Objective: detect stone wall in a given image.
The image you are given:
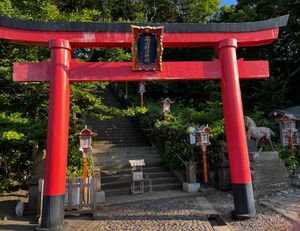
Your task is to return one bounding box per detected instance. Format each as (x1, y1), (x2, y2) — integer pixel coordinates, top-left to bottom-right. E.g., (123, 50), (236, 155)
(249, 151), (289, 199)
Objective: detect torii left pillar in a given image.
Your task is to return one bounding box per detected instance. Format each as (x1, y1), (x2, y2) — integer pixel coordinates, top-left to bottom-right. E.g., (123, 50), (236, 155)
(39, 39), (71, 230)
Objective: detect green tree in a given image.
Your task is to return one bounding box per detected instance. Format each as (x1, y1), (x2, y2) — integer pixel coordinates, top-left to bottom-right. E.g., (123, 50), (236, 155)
(214, 0), (300, 110)
(0, 0), (143, 191)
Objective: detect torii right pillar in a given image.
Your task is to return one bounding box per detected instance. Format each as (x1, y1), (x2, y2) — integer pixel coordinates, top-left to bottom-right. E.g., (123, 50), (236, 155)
(219, 38), (255, 219)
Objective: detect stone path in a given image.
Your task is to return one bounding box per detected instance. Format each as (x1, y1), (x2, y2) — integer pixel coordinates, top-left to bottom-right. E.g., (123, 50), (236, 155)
(102, 190), (214, 210)
(66, 195), (218, 231)
(2, 188), (298, 231)
(0, 190), (221, 231)
(260, 188), (300, 222)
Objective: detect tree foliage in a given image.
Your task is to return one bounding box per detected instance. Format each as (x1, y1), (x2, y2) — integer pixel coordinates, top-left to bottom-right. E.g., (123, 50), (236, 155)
(0, 0), (145, 191)
(214, 0), (300, 109)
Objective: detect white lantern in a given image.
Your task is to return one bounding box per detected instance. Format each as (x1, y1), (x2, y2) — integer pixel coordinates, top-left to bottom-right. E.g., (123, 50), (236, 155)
(161, 97), (174, 115)
(138, 82), (146, 95)
(195, 125), (211, 147)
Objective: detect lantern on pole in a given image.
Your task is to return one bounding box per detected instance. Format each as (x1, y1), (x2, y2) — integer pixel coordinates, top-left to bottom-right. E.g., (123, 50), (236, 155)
(75, 126), (97, 202)
(161, 97), (174, 120)
(280, 114), (298, 152)
(195, 125), (211, 186)
(138, 82), (146, 106)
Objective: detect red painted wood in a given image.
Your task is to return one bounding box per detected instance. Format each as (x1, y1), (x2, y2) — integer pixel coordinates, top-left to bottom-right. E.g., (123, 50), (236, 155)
(219, 39), (252, 184)
(43, 39), (71, 196)
(13, 59), (269, 82)
(0, 27), (279, 48)
(13, 61), (50, 82)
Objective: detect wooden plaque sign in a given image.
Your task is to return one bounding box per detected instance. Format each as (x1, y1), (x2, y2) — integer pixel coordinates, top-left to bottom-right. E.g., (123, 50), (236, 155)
(131, 25), (164, 71)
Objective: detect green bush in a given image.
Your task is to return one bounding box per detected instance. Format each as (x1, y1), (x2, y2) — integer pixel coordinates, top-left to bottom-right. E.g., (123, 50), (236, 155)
(138, 99), (297, 177)
(277, 145), (300, 172)
(138, 99), (225, 171)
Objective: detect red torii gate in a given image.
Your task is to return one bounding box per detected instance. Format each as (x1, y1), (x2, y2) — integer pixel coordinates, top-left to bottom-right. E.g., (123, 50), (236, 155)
(0, 15), (288, 230)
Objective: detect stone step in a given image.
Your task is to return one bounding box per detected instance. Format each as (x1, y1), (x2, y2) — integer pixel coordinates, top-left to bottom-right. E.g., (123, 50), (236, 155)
(91, 122), (140, 127)
(93, 129), (144, 135)
(94, 130), (144, 134)
(93, 142), (150, 148)
(93, 150), (155, 157)
(94, 157), (161, 165)
(89, 124), (138, 128)
(94, 152), (161, 159)
(101, 167), (171, 177)
(251, 171), (289, 178)
(95, 161), (162, 171)
(87, 123), (141, 132)
(94, 158), (162, 167)
(93, 140), (149, 145)
(251, 167), (288, 176)
(85, 88), (181, 197)
(93, 137), (148, 142)
(101, 172), (174, 183)
(94, 150), (160, 157)
(95, 158), (161, 165)
(88, 116), (135, 121)
(102, 177), (179, 190)
(93, 132), (144, 141)
(93, 152), (161, 161)
(93, 146), (157, 154)
(104, 183), (182, 197)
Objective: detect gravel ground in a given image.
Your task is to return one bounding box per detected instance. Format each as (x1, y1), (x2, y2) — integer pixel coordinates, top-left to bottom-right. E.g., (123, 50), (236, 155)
(1, 188), (299, 231)
(205, 189), (299, 231)
(65, 196), (213, 231)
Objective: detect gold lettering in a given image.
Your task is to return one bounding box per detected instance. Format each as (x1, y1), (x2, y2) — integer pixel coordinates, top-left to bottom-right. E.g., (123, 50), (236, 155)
(144, 35), (151, 63)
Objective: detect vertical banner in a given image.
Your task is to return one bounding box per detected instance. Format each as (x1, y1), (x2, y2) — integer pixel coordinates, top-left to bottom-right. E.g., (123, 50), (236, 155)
(131, 25), (164, 71)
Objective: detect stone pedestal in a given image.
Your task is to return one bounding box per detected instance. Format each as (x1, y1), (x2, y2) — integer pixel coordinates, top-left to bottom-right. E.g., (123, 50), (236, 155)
(290, 165), (300, 187)
(27, 185), (40, 215)
(185, 161), (197, 183)
(249, 151), (289, 199)
(290, 174), (300, 187)
(27, 150), (46, 215)
(217, 143), (231, 191)
(92, 168), (101, 191)
(217, 167), (231, 191)
(96, 191), (106, 203)
(182, 183), (200, 193)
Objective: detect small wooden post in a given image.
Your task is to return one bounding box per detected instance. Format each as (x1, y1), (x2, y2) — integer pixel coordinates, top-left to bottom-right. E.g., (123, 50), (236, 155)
(73, 111), (77, 131)
(83, 155), (88, 204)
(67, 178), (72, 210)
(38, 178), (44, 224)
(201, 145), (208, 185)
(288, 130), (295, 152)
(79, 178), (83, 209)
(125, 82), (128, 99)
(138, 82), (145, 107)
(140, 94), (144, 107)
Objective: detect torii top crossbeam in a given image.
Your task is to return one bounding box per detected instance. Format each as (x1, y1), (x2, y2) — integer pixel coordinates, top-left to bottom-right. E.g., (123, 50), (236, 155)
(0, 15), (288, 231)
(0, 15), (288, 47)
(0, 15), (289, 82)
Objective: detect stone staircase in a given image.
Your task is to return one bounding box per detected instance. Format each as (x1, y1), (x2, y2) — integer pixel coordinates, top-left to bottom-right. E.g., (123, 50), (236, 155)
(86, 88), (181, 197)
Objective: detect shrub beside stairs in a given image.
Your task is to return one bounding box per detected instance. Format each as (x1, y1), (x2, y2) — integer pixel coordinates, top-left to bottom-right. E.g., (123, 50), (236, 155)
(86, 89), (181, 197)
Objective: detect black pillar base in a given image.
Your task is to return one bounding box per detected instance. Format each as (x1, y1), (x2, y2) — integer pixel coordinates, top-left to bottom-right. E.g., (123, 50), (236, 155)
(37, 194), (64, 231)
(231, 183), (256, 220)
